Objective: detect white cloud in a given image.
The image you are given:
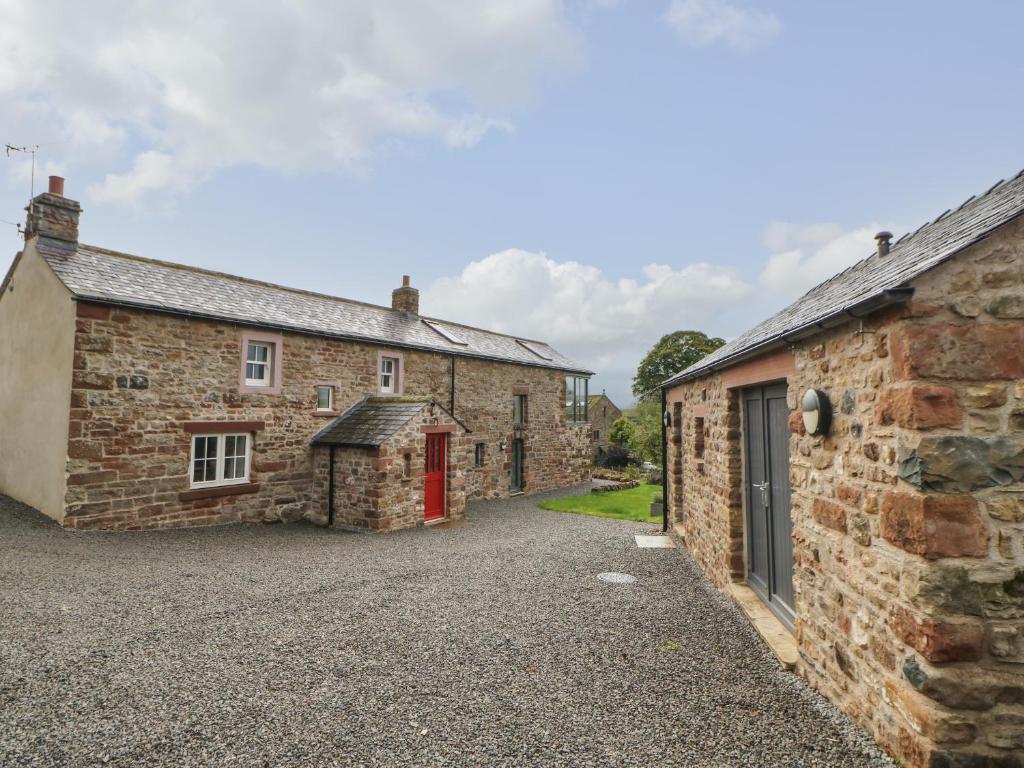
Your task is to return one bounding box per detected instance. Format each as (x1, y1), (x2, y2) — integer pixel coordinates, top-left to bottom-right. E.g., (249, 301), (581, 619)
(759, 221), (882, 299)
(664, 0), (781, 51)
(423, 248), (751, 404)
(424, 222), (889, 404)
(0, 1), (582, 203)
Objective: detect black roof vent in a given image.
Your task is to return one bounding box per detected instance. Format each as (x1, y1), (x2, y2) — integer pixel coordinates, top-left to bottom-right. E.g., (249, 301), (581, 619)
(875, 231), (893, 257)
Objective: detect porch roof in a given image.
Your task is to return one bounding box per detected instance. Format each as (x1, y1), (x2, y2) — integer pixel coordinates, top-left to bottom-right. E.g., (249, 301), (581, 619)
(311, 397), (465, 448)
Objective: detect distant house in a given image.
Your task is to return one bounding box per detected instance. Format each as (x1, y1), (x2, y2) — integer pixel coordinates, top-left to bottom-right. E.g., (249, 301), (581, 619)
(0, 178), (594, 531)
(661, 169), (1024, 767)
(587, 392), (622, 456)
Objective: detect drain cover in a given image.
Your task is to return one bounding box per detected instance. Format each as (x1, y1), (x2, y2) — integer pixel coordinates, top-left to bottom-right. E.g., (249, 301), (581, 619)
(597, 572), (636, 584)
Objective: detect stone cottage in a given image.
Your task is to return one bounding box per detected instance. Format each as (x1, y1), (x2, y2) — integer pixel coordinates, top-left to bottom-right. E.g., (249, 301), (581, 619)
(587, 391), (622, 457)
(0, 178), (594, 531)
(662, 170), (1024, 767)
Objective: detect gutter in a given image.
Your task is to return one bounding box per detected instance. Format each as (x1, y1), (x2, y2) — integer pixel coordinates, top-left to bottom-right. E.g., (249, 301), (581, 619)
(660, 287), (914, 389)
(68, 294), (595, 377)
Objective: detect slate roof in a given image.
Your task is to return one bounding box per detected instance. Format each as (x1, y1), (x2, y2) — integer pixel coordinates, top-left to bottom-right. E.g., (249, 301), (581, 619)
(36, 241), (590, 374)
(663, 168), (1024, 388)
(311, 397), (461, 448)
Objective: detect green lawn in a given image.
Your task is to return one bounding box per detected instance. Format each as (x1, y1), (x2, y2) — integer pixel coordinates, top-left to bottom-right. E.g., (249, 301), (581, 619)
(538, 483), (663, 523)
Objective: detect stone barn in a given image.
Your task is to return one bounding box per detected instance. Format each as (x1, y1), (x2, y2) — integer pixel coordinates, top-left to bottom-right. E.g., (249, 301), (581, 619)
(662, 170), (1024, 767)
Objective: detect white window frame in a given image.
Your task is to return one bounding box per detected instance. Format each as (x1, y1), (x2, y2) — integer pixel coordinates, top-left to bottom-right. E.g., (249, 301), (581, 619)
(189, 433), (252, 490)
(380, 356), (398, 394)
(316, 384), (334, 412)
(245, 342), (272, 387)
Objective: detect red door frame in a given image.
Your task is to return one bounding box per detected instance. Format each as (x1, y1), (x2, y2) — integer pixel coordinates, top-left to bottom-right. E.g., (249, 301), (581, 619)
(423, 432), (447, 522)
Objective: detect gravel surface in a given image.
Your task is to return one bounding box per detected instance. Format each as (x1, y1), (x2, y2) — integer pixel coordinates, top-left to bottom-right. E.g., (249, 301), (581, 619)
(0, 489), (894, 767)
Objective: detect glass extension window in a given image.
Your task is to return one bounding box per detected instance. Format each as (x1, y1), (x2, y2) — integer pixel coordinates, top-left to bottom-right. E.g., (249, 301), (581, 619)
(190, 433), (251, 488)
(565, 376), (590, 423)
(316, 385), (334, 412)
(245, 342), (272, 386)
(380, 356), (398, 394)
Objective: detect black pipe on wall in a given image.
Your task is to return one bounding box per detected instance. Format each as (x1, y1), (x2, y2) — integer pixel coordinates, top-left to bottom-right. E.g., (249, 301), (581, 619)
(328, 445), (336, 527)
(450, 354), (456, 416)
(661, 387), (669, 533)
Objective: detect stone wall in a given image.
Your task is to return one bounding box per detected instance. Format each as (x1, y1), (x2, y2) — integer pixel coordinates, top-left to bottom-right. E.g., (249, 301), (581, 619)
(62, 304), (591, 530)
(588, 394), (623, 455)
(665, 217), (1024, 767)
(312, 409), (469, 531)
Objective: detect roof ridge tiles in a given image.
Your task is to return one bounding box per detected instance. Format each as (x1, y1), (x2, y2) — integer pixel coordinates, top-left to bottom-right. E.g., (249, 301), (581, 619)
(40, 242), (590, 373)
(76, 244), (555, 348)
(77, 243), (420, 317)
(660, 166), (1024, 388)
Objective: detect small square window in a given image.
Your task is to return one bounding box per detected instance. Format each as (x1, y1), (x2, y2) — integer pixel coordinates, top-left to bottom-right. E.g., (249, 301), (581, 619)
(474, 442), (485, 467)
(380, 356), (399, 394)
(316, 385), (334, 412)
(246, 342), (272, 386)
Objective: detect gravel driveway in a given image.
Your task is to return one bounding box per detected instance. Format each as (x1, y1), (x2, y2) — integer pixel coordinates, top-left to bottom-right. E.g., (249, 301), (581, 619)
(0, 489), (892, 767)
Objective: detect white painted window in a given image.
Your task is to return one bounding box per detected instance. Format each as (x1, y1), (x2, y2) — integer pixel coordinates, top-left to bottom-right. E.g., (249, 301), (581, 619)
(245, 342), (272, 386)
(190, 433), (251, 489)
(380, 356), (398, 394)
(316, 385), (334, 411)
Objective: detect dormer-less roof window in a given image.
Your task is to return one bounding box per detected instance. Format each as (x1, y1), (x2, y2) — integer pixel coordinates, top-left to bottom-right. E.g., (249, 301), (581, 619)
(423, 319), (468, 346)
(516, 339), (552, 361)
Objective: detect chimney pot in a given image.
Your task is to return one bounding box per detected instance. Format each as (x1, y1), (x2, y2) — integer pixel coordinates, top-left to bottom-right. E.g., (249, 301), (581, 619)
(24, 178), (81, 244)
(402, 275), (410, 287)
(874, 230), (893, 257)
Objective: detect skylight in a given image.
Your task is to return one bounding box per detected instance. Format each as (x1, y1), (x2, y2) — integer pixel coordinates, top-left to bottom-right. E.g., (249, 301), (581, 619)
(516, 339), (552, 360)
(423, 319), (468, 345)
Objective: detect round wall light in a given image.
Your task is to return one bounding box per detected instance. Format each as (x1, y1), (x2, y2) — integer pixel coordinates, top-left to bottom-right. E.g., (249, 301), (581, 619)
(802, 388), (832, 436)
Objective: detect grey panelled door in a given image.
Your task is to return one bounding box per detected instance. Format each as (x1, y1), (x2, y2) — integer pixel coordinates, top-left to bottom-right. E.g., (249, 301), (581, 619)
(743, 383), (795, 630)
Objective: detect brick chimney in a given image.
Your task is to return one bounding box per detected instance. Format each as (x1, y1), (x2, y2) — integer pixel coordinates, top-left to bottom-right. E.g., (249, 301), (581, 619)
(392, 275), (419, 314)
(24, 176), (81, 245)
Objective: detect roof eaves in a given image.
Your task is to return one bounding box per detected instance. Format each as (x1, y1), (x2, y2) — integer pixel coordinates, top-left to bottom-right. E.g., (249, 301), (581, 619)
(310, 396), (370, 445)
(69, 292), (594, 376)
(660, 287), (914, 389)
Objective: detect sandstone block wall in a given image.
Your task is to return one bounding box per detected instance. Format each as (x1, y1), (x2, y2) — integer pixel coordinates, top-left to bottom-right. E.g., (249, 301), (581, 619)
(588, 394), (622, 455)
(665, 217), (1024, 767)
(62, 304), (590, 530)
(312, 410), (469, 531)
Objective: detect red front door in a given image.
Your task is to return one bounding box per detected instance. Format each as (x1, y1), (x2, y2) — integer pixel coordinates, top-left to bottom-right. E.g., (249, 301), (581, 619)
(424, 433), (446, 522)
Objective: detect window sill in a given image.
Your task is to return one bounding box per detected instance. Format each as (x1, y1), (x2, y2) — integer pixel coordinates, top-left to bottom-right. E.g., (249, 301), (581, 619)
(179, 482), (260, 502)
(313, 410), (340, 418)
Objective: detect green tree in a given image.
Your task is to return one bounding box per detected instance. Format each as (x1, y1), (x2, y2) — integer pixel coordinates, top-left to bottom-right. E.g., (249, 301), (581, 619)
(626, 401), (663, 466)
(632, 330), (726, 401)
(609, 416), (635, 447)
